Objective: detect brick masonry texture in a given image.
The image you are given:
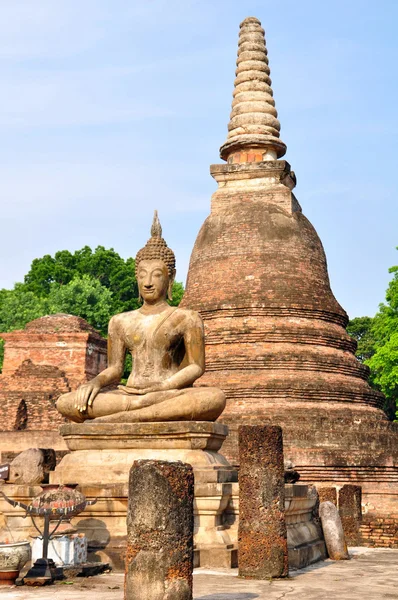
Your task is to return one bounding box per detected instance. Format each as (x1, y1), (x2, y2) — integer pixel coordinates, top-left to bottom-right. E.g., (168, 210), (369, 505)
(316, 484), (397, 548)
(181, 156), (398, 539)
(0, 314), (107, 434)
(360, 514), (398, 549)
(238, 425), (288, 578)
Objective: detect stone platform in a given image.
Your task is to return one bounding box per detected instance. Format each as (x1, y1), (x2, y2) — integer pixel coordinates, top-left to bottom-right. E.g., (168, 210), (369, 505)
(0, 423), (326, 571)
(51, 421), (230, 485)
(50, 421), (237, 569)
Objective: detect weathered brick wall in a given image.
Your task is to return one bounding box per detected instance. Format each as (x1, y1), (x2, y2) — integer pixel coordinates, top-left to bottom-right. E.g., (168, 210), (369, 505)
(1, 314), (107, 388)
(0, 313), (106, 437)
(360, 515), (398, 548)
(0, 391), (66, 431)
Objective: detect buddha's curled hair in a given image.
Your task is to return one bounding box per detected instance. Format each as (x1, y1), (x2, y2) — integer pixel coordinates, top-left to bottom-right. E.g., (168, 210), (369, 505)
(135, 210), (176, 278)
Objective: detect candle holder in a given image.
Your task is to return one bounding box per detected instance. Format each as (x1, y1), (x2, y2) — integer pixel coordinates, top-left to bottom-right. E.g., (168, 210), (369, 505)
(0, 484), (96, 585)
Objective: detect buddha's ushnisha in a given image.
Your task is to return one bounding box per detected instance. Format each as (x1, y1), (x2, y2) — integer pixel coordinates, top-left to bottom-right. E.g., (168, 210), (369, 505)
(56, 212), (226, 423)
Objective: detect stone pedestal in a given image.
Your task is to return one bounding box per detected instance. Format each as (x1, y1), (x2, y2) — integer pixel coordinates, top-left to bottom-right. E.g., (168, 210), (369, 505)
(285, 484), (327, 569)
(0, 481), (327, 571)
(52, 421), (230, 484)
(50, 421), (237, 569)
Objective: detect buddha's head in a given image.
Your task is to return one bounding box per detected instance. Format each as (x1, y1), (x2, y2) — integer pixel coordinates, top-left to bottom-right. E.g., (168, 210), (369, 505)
(135, 211), (176, 304)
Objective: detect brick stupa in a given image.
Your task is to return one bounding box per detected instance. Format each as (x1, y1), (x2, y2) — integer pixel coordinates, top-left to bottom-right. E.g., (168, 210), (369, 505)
(181, 17), (398, 537)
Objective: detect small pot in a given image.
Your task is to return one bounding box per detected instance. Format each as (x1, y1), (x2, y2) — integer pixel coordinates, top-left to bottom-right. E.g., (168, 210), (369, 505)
(0, 541), (31, 585)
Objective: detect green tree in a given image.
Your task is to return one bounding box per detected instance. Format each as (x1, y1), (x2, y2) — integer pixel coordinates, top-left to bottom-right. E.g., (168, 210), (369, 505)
(24, 246), (140, 314)
(346, 316), (375, 362)
(0, 284), (47, 332)
(366, 260), (398, 419)
(367, 332), (398, 420)
(0, 285), (48, 374)
(46, 275), (114, 336)
(169, 281), (185, 307)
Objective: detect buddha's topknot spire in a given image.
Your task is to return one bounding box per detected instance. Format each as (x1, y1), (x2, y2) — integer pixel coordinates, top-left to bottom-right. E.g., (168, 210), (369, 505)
(136, 210), (176, 278)
(220, 16), (287, 162)
(151, 209), (162, 238)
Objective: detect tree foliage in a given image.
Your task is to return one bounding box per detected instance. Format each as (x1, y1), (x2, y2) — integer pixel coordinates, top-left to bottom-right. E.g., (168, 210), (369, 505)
(348, 253), (398, 420)
(23, 246), (140, 314)
(366, 261), (398, 419)
(346, 316), (376, 363)
(46, 275), (114, 335)
(169, 281), (185, 307)
(0, 284), (47, 332)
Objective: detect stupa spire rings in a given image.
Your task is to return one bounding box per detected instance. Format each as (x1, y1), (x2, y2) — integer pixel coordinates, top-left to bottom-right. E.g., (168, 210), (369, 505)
(220, 16), (287, 163)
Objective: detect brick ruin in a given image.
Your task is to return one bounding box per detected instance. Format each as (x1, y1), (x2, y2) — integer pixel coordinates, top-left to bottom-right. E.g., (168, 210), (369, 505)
(0, 313), (106, 461)
(181, 17), (398, 546)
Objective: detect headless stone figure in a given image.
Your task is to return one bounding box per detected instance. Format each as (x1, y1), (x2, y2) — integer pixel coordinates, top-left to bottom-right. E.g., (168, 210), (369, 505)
(56, 212), (225, 424)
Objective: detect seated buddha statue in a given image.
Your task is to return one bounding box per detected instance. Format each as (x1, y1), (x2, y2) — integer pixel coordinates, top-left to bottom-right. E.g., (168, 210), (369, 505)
(56, 212), (226, 424)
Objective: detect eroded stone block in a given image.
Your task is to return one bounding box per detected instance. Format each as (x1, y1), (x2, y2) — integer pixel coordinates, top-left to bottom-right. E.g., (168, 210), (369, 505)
(238, 425), (288, 579)
(338, 485), (362, 546)
(125, 460), (194, 600)
(319, 501), (349, 560)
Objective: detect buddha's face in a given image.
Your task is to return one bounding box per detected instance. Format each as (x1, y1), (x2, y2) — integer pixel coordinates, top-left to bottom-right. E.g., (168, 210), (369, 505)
(137, 259), (171, 304)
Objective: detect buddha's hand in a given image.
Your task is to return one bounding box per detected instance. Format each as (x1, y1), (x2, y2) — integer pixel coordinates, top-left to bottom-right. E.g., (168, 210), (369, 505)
(75, 381), (101, 413)
(125, 382), (167, 395)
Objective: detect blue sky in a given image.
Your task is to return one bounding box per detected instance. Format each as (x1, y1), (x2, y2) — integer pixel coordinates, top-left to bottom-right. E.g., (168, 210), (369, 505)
(1, 0), (397, 319)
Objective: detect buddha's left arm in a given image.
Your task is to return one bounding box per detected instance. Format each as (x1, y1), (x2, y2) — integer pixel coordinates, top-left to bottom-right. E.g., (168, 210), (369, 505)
(160, 319), (205, 390)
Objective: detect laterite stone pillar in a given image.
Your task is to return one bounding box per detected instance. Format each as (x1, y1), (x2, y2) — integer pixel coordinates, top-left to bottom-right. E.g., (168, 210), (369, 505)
(125, 460), (194, 600)
(318, 487), (338, 506)
(338, 485), (362, 546)
(238, 425), (288, 578)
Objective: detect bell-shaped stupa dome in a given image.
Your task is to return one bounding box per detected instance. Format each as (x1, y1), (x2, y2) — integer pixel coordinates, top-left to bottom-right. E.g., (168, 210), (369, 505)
(182, 16), (398, 523)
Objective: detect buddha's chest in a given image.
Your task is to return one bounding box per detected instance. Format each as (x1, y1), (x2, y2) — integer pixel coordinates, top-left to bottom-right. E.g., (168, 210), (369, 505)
(123, 312), (182, 355)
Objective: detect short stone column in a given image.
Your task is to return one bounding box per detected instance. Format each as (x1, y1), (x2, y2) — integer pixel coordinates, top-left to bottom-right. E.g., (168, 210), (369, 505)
(319, 501), (349, 560)
(238, 425), (288, 578)
(338, 485), (362, 546)
(125, 460), (194, 600)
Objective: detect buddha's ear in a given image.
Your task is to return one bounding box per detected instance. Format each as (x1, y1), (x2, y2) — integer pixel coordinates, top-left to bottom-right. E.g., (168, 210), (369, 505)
(168, 269), (176, 302)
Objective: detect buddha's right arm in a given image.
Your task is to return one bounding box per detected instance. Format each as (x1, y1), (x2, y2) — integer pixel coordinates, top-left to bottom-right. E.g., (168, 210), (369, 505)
(75, 317), (126, 412)
(87, 316), (126, 389)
